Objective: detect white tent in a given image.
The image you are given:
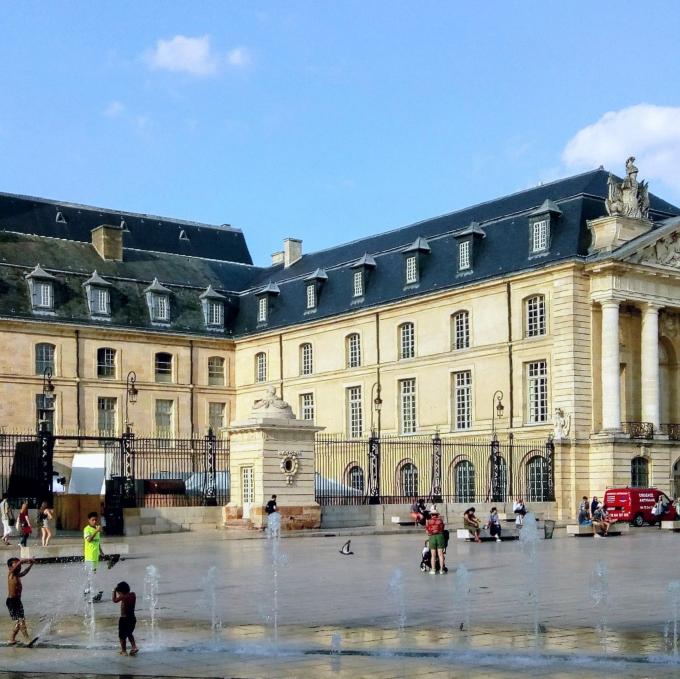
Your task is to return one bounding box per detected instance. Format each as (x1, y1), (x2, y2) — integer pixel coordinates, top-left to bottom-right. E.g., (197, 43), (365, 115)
(68, 453), (106, 495)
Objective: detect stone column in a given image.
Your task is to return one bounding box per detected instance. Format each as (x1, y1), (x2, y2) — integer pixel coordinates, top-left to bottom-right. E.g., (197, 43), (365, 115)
(641, 303), (661, 430)
(601, 299), (621, 431)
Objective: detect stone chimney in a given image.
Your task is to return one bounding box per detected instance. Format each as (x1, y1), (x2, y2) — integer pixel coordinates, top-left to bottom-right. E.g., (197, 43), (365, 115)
(284, 238), (302, 268)
(91, 224), (124, 261)
(271, 251), (284, 266)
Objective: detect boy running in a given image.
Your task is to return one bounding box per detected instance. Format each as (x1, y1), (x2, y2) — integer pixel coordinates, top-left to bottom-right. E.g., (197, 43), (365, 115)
(112, 581), (138, 656)
(83, 512), (106, 602)
(6, 557), (36, 646)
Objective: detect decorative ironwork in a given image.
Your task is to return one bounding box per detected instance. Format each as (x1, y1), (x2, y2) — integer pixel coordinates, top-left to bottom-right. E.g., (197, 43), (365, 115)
(661, 423), (680, 441)
(622, 421), (654, 440)
(204, 428), (217, 506)
(121, 430), (136, 507)
(490, 437), (502, 502)
(367, 435), (380, 504)
(545, 436), (555, 500)
(37, 430), (54, 504)
(430, 433), (442, 502)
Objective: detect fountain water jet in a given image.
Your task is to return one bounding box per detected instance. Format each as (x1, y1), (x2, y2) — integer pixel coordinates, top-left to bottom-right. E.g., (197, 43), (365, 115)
(267, 512), (284, 646)
(144, 564), (160, 646)
(389, 569), (407, 635)
(200, 566), (222, 647)
(453, 564), (471, 645)
(589, 559), (609, 653)
(666, 580), (680, 655)
(519, 512), (541, 639)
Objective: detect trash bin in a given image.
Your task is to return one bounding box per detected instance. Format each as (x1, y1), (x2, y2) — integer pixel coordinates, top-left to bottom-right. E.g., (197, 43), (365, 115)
(544, 519), (556, 539)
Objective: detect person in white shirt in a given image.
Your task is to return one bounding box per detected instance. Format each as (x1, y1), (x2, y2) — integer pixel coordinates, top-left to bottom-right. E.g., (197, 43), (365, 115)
(1, 493), (14, 545)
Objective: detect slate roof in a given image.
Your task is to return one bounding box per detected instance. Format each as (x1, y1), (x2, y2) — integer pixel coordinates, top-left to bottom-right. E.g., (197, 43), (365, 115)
(0, 168), (678, 338)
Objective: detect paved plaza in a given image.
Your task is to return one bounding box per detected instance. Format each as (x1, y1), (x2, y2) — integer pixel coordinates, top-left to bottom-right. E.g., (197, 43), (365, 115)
(2, 526), (680, 678)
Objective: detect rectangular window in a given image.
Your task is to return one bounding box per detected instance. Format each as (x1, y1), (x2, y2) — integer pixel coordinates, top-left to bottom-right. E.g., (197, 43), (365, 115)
(35, 344), (55, 374)
(306, 284), (316, 309)
(454, 371), (472, 430)
(155, 399), (174, 437)
(347, 386), (363, 438)
(255, 353), (267, 383)
(532, 219), (549, 252)
(458, 241), (470, 271)
(400, 378), (417, 434)
(525, 296), (546, 337)
(527, 360), (548, 423)
(153, 294), (169, 321)
(454, 312), (470, 350)
(400, 324), (414, 359)
(347, 334), (361, 368)
(35, 393), (54, 432)
(208, 357), (225, 386)
(208, 402), (225, 431)
(36, 282), (53, 309)
(352, 271), (363, 298)
(97, 397), (117, 437)
(155, 353), (173, 383)
(93, 288), (110, 315)
(97, 348), (116, 378)
(207, 301), (223, 326)
(257, 297), (268, 322)
(300, 393), (315, 421)
(405, 255), (417, 284)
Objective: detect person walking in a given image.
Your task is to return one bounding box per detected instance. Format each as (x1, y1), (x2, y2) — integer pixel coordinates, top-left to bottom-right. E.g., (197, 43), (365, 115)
(83, 511), (106, 602)
(425, 506), (446, 574)
(513, 497), (527, 527)
(1, 494), (14, 546)
(112, 581), (138, 656)
(37, 502), (53, 548)
(18, 503), (31, 548)
(486, 507), (502, 542)
(6, 557), (36, 646)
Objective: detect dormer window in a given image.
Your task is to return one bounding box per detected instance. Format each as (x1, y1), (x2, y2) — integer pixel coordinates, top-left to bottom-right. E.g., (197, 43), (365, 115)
(352, 271), (363, 298)
(306, 284), (316, 309)
(350, 253), (376, 300)
(83, 271), (112, 318)
(25, 264), (57, 314)
(200, 285), (226, 330)
(453, 222), (485, 274)
(402, 237), (430, 286)
(528, 199), (562, 255)
(144, 278), (171, 324)
(458, 241), (470, 271)
(256, 282), (280, 325)
(304, 268), (327, 311)
(405, 255), (417, 284)
(258, 297), (268, 322)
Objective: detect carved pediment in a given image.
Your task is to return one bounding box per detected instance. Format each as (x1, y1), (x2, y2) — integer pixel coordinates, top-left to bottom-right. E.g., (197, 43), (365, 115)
(625, 230), (680, 270)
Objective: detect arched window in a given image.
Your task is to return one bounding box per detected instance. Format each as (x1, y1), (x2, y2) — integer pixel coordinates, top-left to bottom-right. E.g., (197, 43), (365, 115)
(35, 343), (55, 375)
(400, 463), (418, 498)
(207, 356), (225, 386)
(348, 465), (364, 493)
(300, 343), (313, 375)
(154, 352), (173, 383)
(451, 311), (470, 350)
(631, 456), (649, 488)
(454, 460), (475, 502)
(399, 322), (415, 360)
(526, 455), (549, 501)
(346, 333), (361, 368)
(97, 347), (116, 378)
(525, 295), (546, 338)
(255, 352), (267, 383)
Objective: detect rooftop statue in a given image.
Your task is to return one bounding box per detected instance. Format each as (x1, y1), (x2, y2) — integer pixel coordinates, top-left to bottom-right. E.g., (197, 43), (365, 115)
(605, 156), (650, 220)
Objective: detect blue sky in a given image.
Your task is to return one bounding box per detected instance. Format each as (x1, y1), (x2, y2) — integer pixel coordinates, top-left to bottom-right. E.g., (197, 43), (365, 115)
(2, 2), (680, 266)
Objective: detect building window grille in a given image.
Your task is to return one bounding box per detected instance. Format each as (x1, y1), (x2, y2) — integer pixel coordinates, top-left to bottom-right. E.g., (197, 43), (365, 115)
(352, 271), (363, 298)
(207, 301), (223, 326)
(532, 219), (549, 252)
(348, 465), (364, 492)
(631, 456), (649, 488)
(452, 311), (470, 350)
(525, 295), (546, 337)
(399, 323), (415, 360)
(208, 402), (225, 431)
(405, 255), (417, 284)
(526, 456), (549, 501)
(257, 297), (268, 323)
(454, 370), (472, 430)
(300, 343), (313, 375)
(527, 360), (548, 423)
(255, 352), (267, 383)
(155, 352), (173, 383)
(300, 393), (315, 421)
(400, 462), (418, 498)
(97, 397), (117, 437)
(306, 284), (316, 309)
(347, 386), (363, 438)
(399, 378), (417, 434)
(97, 347), (116, 379)
(346, 333), (361, 368)
(155, 399), (174, 437)
(458, 241), (471, 271)
(35, 394), (54, 432)
(35, 343), (55, 375)
(208, 356), (225, 386)
(454, 460), (475, 502)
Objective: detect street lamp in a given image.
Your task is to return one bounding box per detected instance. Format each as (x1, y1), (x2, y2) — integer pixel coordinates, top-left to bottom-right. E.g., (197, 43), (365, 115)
(491, 389), (505, 439)
(370, 382), (383, 438)
(124, 371), (138, 433)
(39, 368), (55, 432)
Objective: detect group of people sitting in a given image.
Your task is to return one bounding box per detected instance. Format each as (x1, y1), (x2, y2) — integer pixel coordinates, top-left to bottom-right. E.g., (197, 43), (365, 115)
(577, 496), (616, 537)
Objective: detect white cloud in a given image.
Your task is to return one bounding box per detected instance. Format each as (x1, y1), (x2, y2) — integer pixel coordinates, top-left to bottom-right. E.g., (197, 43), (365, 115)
(562, 104), (680, 193)
(104, 101), (125, 118)
(145, 34), (218, 76)
(144, 35), (251, 76)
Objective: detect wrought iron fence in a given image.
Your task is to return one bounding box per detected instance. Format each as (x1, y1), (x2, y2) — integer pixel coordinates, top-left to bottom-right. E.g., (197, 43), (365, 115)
(0, 431), (49, 507)
(314, 432), (554, 505)
(622, 421), (654, 440)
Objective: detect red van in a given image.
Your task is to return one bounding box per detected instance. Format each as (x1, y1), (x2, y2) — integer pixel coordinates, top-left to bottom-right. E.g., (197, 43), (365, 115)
(604, 487), (676, 526)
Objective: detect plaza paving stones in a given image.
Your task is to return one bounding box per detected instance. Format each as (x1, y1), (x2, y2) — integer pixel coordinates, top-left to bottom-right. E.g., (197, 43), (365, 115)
(1, 527), (680, 677)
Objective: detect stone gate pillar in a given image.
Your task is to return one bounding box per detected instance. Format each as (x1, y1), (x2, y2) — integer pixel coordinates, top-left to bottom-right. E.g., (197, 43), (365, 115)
(224, 386), (324, 530)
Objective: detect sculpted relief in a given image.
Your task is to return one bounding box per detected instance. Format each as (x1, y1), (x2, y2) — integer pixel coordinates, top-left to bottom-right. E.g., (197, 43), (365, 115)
(628, 231), (680, 269)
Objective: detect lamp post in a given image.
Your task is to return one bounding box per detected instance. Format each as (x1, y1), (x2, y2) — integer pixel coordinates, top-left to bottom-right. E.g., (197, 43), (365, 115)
(124, 371), (138, 434)
(370, 382), (383, 438)
(491, 389), (505, 440)
(39, 368), (55, 433)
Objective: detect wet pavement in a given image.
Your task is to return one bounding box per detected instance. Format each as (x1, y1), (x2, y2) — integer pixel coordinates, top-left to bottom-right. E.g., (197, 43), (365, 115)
(1, 526), (679, 677)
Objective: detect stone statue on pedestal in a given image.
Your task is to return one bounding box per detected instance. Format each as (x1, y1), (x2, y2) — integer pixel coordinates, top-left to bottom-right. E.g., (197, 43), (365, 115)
(553, 408), (571, 441)
(252, 385), (295, 419)
(606, 157), (650, 220)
